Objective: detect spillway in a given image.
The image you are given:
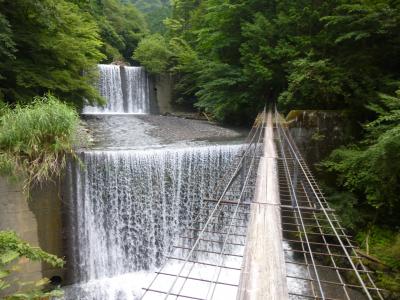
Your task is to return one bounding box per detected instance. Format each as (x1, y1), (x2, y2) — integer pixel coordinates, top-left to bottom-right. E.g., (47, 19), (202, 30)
(64, 145), (242, 299)
(82, 64), (150, 114)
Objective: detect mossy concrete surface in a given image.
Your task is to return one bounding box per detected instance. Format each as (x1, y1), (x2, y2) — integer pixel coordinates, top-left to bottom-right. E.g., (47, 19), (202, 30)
(286, 110), (354, 167)
(154, 74), (173, 114)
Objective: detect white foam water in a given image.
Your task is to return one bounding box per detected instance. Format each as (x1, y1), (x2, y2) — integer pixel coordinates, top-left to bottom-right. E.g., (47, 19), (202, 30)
(64, 144), (242, 299)
(124, 66), (150, 114)
(82, 65), (150, 114)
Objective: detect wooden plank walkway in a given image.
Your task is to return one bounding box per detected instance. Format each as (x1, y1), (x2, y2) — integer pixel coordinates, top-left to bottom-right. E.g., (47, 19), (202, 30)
(237, 112), (289, 300)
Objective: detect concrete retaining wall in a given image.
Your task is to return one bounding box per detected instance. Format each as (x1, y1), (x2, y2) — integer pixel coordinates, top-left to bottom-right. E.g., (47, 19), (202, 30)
(0, 178), (65, 296)
(286, 110), (353, 167)
(154, 74), (174, 114)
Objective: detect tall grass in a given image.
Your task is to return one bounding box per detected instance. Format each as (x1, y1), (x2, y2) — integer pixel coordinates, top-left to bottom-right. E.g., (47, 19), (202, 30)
(0, 94), (80, 192)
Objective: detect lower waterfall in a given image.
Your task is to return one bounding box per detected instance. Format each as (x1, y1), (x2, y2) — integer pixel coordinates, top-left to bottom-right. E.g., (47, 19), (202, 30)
(64, 144), (242, 300)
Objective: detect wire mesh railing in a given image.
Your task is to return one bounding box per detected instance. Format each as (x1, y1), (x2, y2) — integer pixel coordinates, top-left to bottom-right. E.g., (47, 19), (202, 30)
(274, 108), (384, 300)
(140, 108), (383, 300)
(140, 111), (266, 300)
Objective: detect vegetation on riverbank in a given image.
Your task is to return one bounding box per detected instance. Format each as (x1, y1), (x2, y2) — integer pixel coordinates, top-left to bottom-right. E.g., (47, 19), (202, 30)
(0, 231), (64, 299)
(0, 95), (82, 192)
(323, 90), (400, 227)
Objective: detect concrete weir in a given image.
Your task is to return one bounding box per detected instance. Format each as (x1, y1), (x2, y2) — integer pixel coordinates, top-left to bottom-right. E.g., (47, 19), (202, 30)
(238, 112), (289, 300)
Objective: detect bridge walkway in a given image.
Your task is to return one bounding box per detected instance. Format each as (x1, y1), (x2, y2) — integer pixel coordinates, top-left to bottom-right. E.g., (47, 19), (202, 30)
(141, 109), (384, 300)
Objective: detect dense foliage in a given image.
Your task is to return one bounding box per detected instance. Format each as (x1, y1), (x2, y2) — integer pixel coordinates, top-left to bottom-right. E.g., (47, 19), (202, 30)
(130, 0), (171, 33)
(0, 0), (104, 106)
(133, 34), (172, 74)
(0, 231), (64, 299)
(323, 88), (400, 226)
(134, 0), (400, 124)
(73, 0), (148, 62)
(0, 95), (82, 192)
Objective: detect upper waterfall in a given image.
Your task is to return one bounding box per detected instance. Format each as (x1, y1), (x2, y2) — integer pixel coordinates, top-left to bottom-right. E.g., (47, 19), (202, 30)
(83, 64), (150, 114)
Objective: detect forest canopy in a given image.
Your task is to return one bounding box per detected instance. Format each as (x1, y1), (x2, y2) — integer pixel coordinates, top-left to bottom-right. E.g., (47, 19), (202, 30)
(134, 0), (400, 125)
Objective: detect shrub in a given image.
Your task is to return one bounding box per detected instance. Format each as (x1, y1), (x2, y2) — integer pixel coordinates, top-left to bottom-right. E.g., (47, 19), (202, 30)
(0, 94), (81, 192)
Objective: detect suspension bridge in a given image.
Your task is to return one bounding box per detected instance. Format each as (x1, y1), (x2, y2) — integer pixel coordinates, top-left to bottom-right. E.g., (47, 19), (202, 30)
(140, 109), (384, 300)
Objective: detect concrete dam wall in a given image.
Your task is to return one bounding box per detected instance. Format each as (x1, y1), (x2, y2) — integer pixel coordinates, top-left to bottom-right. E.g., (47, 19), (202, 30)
(0, 178), (65, 295)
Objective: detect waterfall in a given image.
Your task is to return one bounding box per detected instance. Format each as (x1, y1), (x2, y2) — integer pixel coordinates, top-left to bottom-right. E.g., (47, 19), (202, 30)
(82, 65), (150, 114)
(64, 144), (241, 300)
(123, 66), (150, 114)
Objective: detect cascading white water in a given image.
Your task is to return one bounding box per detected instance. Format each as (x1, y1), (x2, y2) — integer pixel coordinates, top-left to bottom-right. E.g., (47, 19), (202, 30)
(124, 66), (150, 114)
(64, 144), (241, 300)
(82, 64), (150, 114)
(83, 65), (124, 114)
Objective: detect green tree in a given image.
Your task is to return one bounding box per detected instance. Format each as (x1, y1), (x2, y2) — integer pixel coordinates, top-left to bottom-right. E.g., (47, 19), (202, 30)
(279, 58), (350, 109)
(163, 0), (345, 123)
(162, 0), (400, 124)
(0, 8), (15, 75)
(133, 34), (172, 74)
(73, 0), (148, 62)
(0, 0), (105, 106)
(130, 0), (171, 33)
(322, 87), (400, 226)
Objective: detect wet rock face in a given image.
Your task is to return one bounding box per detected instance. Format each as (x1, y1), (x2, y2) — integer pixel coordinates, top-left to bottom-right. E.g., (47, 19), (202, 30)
(286, 110), (353, 167)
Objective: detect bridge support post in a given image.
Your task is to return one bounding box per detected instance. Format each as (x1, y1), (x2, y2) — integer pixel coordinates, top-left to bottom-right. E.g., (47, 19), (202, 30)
(237, 111), (289, 300)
